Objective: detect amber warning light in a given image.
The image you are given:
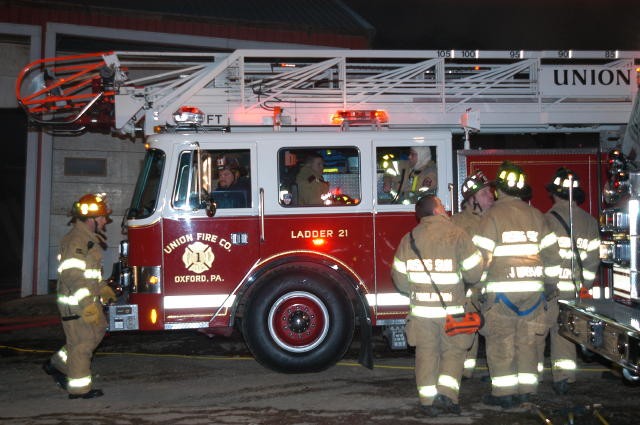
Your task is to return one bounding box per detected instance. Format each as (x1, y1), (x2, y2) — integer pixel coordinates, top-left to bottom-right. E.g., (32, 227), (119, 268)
(312, 238), (326, 247)
(330, 110), (389, 126)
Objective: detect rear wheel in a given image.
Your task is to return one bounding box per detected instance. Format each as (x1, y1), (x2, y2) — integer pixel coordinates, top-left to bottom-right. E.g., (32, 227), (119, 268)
(242, 272), (354, 373)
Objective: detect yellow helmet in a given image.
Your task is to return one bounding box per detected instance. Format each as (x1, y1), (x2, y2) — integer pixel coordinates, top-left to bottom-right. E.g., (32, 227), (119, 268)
(495, 161), (531, 199)
(71, 193), (112, 218)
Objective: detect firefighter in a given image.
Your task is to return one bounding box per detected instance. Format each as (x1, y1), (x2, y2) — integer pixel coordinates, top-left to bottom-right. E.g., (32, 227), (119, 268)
(472, 161), (561, 409)
(383, 146), (437, 204)
(43, 193), (116, 399)
(214, 155), (251, 207)
(392, 195), (483, 416)
(296, 152), (330, 205)
(451, 170), (495, 379)
(540, 168), (600, 395)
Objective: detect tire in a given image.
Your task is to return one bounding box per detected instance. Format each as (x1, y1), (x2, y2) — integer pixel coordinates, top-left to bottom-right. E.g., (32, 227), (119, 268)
(242, 272), (355, 373)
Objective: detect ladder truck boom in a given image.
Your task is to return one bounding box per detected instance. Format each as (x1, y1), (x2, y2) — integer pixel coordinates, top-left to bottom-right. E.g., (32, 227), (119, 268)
(16, 49), (640, 137)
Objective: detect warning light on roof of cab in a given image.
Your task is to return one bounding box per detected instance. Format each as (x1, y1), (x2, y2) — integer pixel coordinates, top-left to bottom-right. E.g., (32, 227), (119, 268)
(330, 109), (389, 126)
(174, 106), (205, 125)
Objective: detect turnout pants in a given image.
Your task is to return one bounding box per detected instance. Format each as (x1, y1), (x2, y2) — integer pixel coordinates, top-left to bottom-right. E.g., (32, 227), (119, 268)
(406, 316), (473, 405)
(51, 310), (107, 395)
(483, 303), (547, 397)
(537, 298), (576, 383)
(463, 290), (481, 379)
(463, 334), (479, 379)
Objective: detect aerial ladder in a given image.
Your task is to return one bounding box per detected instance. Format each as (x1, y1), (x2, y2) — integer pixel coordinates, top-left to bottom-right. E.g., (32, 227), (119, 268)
(15, 49), (640, 138)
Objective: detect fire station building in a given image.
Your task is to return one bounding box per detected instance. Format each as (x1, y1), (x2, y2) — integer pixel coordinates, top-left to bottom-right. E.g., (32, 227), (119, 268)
(0, 0), (374, 296)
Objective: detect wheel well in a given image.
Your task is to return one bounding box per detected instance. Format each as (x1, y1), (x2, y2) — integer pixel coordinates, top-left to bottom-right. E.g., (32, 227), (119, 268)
(232, 259), (368, 329)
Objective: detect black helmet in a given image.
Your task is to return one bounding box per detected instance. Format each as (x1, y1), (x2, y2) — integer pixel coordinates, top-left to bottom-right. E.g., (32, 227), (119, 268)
(495, 161), (531, 199)
(546, 167), (585, 204)
(461, 170), (490, 201)
(216, 155), (240, 171)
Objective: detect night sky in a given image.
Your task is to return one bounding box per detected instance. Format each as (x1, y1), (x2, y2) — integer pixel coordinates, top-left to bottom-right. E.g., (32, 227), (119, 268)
(343, 0), (640, 50)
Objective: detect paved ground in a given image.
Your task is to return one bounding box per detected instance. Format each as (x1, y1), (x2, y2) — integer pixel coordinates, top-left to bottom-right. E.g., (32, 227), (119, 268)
(2, 295), (640, 424)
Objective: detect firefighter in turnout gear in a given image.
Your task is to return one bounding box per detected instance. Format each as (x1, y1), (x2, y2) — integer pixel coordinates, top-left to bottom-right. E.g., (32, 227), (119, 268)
(296, 152), (330, 205)
(383, 146), (438, 204)
(392, 195), (484, 416)
(472, 162), (561, 409)
(43, 193), (115, 399)
(540, 168), (600, 395)
(452, 170), (495, 379)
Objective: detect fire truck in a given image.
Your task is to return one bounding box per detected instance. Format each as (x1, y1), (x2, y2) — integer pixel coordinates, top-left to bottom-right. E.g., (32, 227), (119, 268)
(557, 90), (640, 383)
(15, 49), (639, 372)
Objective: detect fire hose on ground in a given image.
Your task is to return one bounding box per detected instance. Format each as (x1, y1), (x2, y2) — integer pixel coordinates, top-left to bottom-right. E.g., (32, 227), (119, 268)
(524, 402), (610, 425)
(0, 316), (60, 332)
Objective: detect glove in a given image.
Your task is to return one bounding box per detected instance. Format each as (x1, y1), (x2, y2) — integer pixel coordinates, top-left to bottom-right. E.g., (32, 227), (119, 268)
(100, 285), (117, 305)
(81, 303), (100, 325)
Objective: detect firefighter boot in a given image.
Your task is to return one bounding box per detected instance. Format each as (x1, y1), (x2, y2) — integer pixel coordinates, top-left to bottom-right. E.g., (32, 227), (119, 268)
(482, 394), (515, 409)
(42, 360), (67, 390)
(433, 394), (461, 415)
(552, 379), (570, 395)
(417, 404), (441, 417)
(514, 393), (541, 405)
(69, 389), (104, 399)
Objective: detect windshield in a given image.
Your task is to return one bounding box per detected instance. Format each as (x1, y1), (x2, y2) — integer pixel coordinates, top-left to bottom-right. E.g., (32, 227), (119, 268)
(127, 148), (165, 220)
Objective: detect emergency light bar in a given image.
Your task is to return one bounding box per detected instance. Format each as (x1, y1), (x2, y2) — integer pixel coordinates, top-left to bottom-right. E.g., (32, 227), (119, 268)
(173, 106), (205, 125)
(330, 110), (389, 126)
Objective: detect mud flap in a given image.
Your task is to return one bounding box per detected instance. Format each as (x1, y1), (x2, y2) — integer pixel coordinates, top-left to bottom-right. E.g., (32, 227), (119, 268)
(358, 315), (374, 369)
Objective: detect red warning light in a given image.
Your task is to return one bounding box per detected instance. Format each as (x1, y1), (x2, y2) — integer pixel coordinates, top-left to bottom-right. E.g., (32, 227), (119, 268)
(330, 109), (389, 126)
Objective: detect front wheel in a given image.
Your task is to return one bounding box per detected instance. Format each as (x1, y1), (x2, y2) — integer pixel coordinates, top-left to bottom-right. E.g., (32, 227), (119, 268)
(242, 272), (354, 373)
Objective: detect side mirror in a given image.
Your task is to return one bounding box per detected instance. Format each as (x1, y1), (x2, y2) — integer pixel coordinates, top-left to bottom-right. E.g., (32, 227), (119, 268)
(205, 199), (217, 217)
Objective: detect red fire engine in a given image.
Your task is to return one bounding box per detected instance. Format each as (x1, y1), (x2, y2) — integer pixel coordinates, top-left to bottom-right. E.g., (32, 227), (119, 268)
(15, 49), (639, 372)
(557, 91), (640, 383)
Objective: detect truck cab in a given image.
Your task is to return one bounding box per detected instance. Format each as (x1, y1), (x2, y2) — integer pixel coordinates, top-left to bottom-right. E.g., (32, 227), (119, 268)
(114, 130), (452, 372)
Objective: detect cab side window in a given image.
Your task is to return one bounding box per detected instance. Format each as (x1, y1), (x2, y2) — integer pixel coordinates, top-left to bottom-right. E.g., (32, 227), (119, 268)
(172, 149), (252, 210)
(377, 146), (438, 204)
(172, 151), (199, 209)
(209, 150), (251, 209)
(278, 147), (361, 207)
